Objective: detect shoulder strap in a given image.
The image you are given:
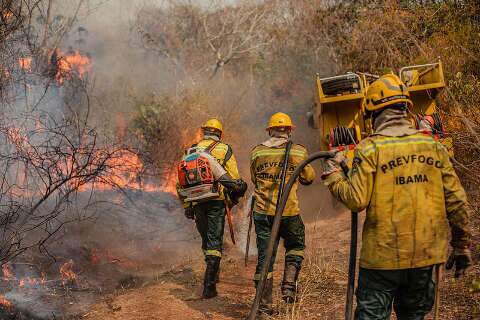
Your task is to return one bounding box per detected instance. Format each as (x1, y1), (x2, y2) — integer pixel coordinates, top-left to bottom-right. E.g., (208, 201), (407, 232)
(224, 144), (233, 163)
(205, 141), (220, 154)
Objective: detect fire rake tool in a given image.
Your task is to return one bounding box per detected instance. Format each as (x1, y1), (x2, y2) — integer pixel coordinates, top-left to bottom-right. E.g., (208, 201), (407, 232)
(245, 196), (255, 267)
(433, 263), (443, 320)
(247, 149), (336, 320)
(226, 204), (236, 245)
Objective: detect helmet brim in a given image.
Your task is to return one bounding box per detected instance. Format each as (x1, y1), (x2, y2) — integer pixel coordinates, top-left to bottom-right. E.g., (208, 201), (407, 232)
(266, 125), (295, 131)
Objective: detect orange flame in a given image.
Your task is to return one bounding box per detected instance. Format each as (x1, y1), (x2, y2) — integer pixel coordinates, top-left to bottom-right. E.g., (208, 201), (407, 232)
(79, 150), (176, 194)
(54, 49), (92, 85)
(4, 125), (179, 195)
(3, 128), (173, 195)
(18, 57), (32, 71)
(2, 264), (13, 280)
(90, 249), (101, 266)
(0, 295), (12, 309)
(18, 276), (46, 288)
(59, 260), (77, 285)
(89, 248), (139, 269)
(2, 11), (13, 20)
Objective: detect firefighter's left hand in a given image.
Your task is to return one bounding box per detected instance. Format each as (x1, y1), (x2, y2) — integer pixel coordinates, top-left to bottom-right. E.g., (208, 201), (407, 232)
(446, 248), (472, 278)
(184, 206), (195, 220)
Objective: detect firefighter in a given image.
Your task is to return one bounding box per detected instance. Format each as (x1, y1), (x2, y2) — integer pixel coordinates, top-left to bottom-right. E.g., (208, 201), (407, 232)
(178, 118), (247, 299)
(322, 74), (472, 320)
(250, 112), (316, 315)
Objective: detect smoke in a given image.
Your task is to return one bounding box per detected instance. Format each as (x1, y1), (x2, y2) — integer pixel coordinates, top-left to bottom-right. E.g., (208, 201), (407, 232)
(1, 0), (342, 317)
(74, 0), (342, 232)
(0, 2), (204, 317)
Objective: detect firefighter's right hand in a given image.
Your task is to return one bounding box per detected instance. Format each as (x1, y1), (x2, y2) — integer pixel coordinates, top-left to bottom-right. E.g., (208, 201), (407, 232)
(446, 248), (472, 278)
(225, 180), (247, 207)
(321, 151), (346, 178)
(184, 206), (195, 220)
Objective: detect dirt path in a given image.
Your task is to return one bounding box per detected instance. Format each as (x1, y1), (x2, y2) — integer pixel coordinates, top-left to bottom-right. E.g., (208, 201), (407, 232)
(83, 210), (353, 320)
(83, 260), (256, 320)
(82, 208), (478, 320)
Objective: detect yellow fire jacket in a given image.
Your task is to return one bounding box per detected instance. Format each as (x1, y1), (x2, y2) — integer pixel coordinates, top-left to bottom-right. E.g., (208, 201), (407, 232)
(324, 133), (471, 270)
(250, 143), (315, 216)
(178, 138), (240, 207)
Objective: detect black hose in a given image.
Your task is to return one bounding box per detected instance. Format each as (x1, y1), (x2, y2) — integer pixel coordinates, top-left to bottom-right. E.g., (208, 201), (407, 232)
(247, 150), (336, 320)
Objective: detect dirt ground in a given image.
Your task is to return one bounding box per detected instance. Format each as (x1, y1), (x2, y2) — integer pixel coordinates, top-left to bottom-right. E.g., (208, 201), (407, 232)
(82, 211), (351, 320)
(83, 210), (479, 320)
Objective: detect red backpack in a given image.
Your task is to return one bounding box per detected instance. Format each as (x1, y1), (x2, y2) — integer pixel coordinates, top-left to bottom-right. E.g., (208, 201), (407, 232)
(177, 142), (220, 202)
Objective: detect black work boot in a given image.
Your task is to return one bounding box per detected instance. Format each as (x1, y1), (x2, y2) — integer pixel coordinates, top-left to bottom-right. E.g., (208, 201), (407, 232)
(202, 257), (220, 299)
(215, 263), (220, 284)
(281, 262), (300, 303)
(255, 278), (274, 316)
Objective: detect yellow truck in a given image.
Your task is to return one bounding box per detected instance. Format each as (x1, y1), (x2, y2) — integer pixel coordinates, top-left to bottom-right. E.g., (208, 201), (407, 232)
(311, 60), (452, 160)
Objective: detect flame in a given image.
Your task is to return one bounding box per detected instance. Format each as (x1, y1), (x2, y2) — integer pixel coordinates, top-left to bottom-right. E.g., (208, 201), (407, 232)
(4, 125), (178, 195)
(53, 49), (92, 85)
(90, 249), (101, 266)
(89, 248), (138, 269)
(2, 11), (13, 20)
(0, 295), (12, 309)
(3, 128), (173, 195)
(18, 57), (32, 71)
(80, 150), (175, 194)
(2, 263), (47, 289)
(18, 276), (46, 288)
(161, 169), (178, 194)
(2, 264), (13, 280)
(60, 260), (77, 285)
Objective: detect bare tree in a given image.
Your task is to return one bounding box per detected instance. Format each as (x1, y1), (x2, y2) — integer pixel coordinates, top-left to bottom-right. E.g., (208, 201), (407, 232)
(0, 0), (133, 266)
(201, 1), (272, 77)
(0, 112), (126, 265)
(135, 0), (273, 79)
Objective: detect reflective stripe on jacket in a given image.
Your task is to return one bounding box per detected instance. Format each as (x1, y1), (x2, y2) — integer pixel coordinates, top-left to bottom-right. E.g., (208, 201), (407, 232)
(250, 143), (315, 216)
(324, 133), (471, 270)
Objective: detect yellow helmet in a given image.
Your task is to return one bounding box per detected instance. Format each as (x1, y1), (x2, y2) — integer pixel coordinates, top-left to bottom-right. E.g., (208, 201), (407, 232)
(366, 74), (413, 112)
(267, 112), (295, 130)
(201, 118), (223, 134)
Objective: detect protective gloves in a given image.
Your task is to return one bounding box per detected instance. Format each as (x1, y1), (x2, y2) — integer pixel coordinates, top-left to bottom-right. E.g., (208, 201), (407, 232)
(321, 151), (347, 178)
(184, 205), (195, 220)
(218, 175), (248, 207)
(227, 180), (248, 206)
(446, 247), (472, 278)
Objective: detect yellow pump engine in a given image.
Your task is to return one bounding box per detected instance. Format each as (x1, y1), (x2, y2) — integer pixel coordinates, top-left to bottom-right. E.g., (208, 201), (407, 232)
(312, 59), (452, 161)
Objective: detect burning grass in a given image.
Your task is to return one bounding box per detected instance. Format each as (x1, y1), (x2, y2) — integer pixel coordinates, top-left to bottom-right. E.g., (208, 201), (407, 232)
(52, 49), (92, 85)
(0, 187), (196, 318)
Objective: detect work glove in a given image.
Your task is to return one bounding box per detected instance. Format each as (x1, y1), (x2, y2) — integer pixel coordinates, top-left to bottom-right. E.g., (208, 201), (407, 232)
(321, 151), (347, 178)
(446, 247), (472, 278)
(184, 206), (195, 220)
(219, 175), (248, 207)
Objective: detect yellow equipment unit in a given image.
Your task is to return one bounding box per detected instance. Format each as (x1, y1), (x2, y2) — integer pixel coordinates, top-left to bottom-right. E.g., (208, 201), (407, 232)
(312, 60), (452, 159)
(399, 60), (453, 155)
(313, 72), (367, 161)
